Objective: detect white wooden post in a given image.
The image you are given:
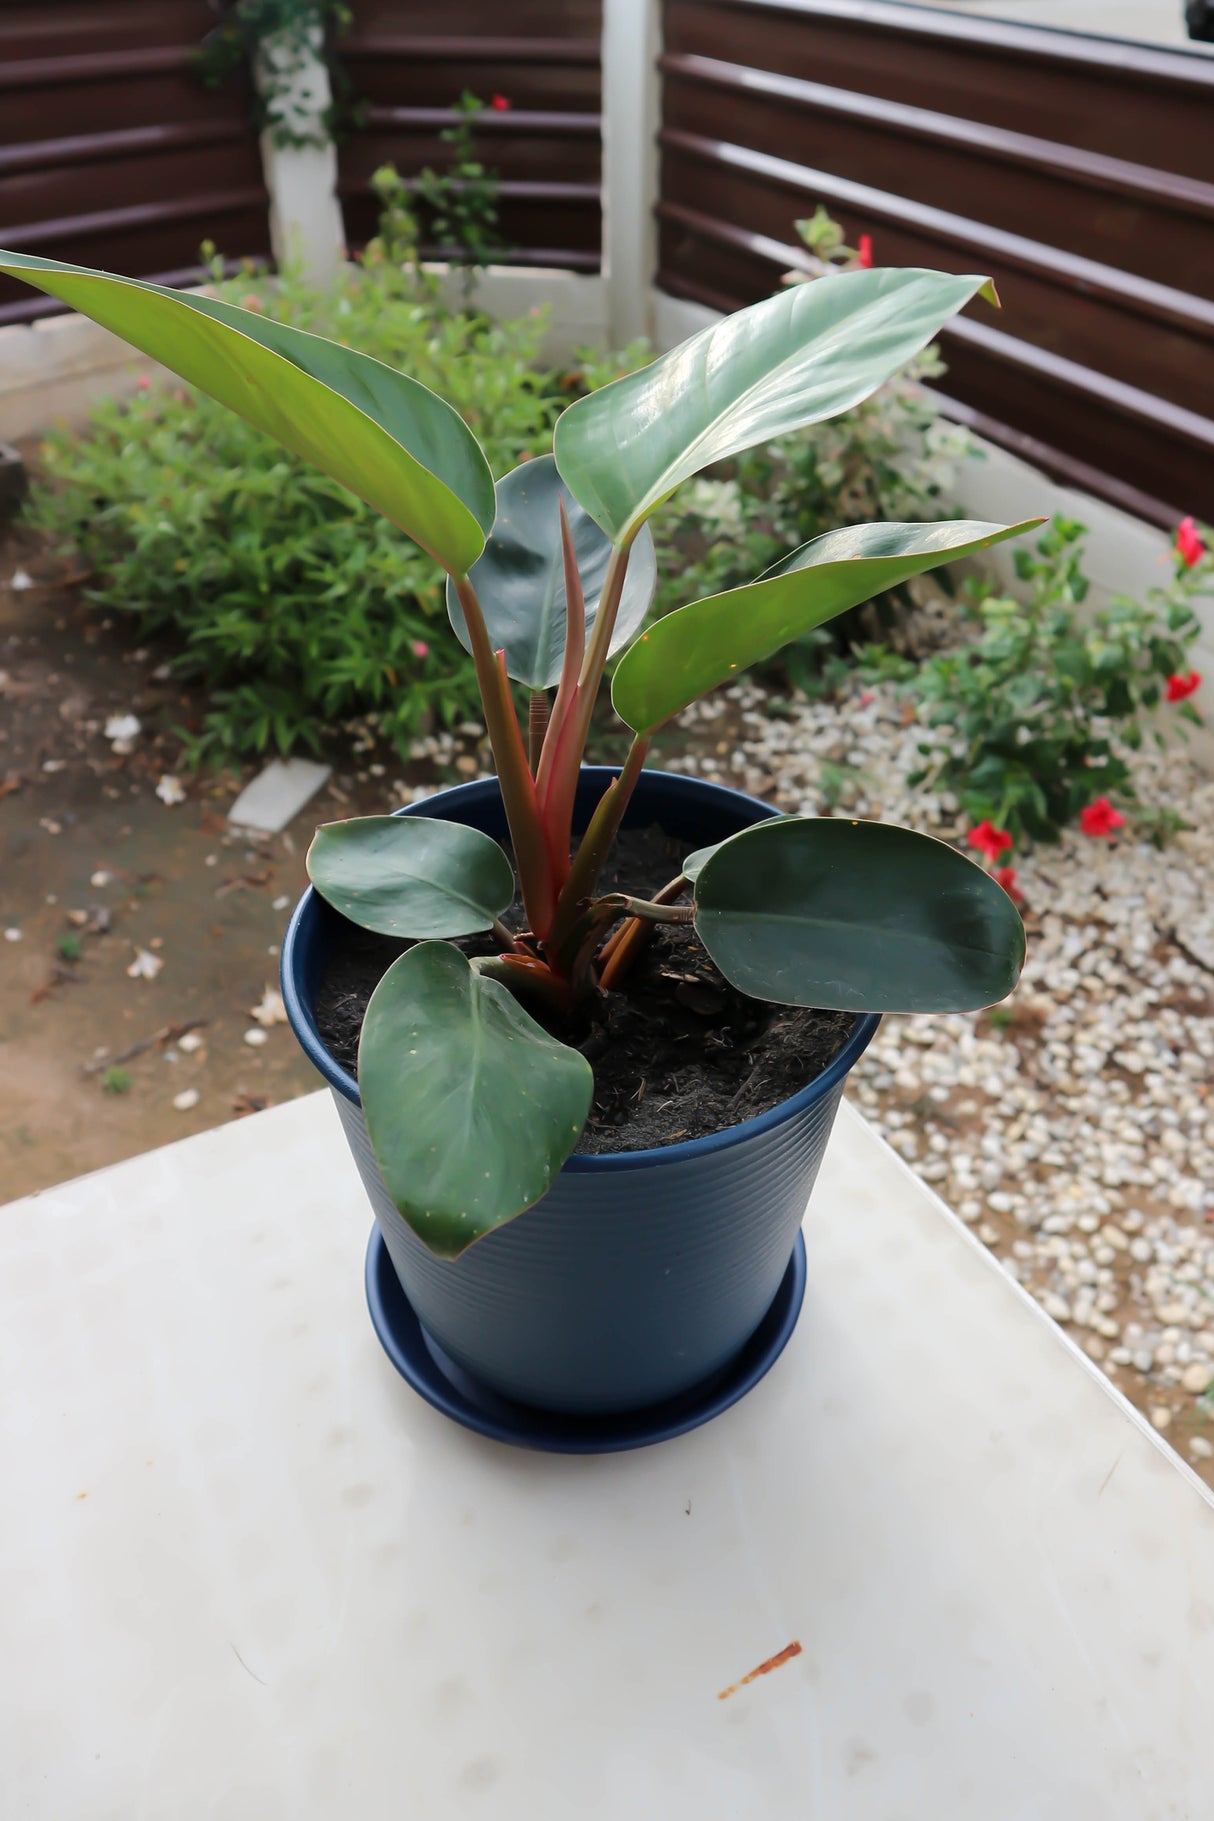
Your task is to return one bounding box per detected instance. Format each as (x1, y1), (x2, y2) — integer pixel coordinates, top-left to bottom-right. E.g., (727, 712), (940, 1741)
(255, 25), (345, 285)
(602, 0), (662, 345)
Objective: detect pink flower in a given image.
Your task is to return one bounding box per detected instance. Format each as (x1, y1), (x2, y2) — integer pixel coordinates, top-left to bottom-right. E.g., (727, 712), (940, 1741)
(1176, 516), (1205, 568)
(1165, 670), (1201, 702)
(967, 820), (1013, 862)
(135, 375), (151, 391)
(490, 94), (511, 112)
(992, 865), (1023, 904)
(856, 234), (874, 269)
(411, 640), (430, 660)
(857, 690), (874, 708)
(1079, 796), (1125, 837)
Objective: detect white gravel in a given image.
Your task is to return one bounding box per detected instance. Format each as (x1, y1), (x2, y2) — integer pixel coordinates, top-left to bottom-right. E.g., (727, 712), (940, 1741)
(666, 679), (1214, 1473)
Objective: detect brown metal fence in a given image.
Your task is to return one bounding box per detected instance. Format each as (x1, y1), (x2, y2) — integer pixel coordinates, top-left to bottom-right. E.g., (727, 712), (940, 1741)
(0, 0), (272, 327)
(336, 0), (604, 271)
(658, 0), (1214, 527)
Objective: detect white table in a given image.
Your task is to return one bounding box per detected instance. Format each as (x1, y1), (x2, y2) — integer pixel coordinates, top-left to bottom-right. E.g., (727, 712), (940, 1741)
(3, 1094), (1212, 1819)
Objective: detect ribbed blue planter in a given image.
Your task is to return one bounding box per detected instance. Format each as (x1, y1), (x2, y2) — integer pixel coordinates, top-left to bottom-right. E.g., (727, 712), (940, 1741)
(282, 768), (878, 1415)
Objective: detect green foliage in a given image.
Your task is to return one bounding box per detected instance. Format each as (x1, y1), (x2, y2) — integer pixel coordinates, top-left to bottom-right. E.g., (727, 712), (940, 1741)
(56, 932), (82, 962)
(3, 232), (1033, 1259)
(611, 516), (1036, 734)
(27, 256), (569, 762)
(892, 518), (1208, 842)
(413, 93), (508, 296)
(646, 216), (973, 685)
(101, 1067), (131, 1095)
(193, 0), (358, 148)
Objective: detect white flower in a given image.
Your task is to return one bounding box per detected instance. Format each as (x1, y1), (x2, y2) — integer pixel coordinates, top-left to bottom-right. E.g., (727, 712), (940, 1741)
(10, 569), (33, 591)
(105, 713), (141, 750)
(127, 948), (163, 980)
(156, 774), (186, 806)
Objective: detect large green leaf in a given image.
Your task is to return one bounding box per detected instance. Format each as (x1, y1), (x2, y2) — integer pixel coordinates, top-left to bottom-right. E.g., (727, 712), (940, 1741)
(0, 249), (494, 573)
(553, 267), (997, 544)
(693, 818), (1025, 1013)
(612, 517), (1040, 732)
(445, 455), (656, 688)
(306, 816), (514, 937)
(359, 942), (593, 1257)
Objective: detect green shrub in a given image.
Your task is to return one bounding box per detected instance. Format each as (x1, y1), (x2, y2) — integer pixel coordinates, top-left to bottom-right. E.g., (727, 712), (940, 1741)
(879, 516), (1208, 842)
(29, 252), (572, 762)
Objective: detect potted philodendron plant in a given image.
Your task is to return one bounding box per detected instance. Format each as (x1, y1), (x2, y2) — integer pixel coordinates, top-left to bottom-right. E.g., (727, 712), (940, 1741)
(2, 248), (1034, 1429)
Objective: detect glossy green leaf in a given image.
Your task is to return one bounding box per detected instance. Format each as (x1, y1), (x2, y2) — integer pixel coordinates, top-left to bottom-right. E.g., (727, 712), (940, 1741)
(445, 456), (656, 688)
(613, 517), (1041, 732)
(694, 818), (1025, 1013)
(682, 817), (787, 883)
(359, 942), (593, 1257)
(0, 249), (495, 573)
(554, 267), (997, 544)
(306, 816), (514, 937)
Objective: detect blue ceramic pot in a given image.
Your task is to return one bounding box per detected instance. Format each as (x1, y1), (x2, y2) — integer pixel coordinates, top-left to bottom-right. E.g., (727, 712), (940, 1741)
(282, 768), (878, 1414)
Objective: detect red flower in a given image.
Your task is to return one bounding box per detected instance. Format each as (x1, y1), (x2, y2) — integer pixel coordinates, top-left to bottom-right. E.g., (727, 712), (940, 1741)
(992, 866), (1023, 903)
(1079, 796), (1125, 837)
(1176, 516), (1205, 568)
(1165, 670), (1202, 702)
(967, 819), (1013, 862)
(857, 234), (874, 269)
(135, 375), (152, 391)
(490, 94), (511, 111)
(411, 639), (430, 660)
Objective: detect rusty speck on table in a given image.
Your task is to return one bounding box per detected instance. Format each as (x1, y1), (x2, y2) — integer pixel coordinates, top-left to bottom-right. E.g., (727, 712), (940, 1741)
(717, 1640), (802, 1701)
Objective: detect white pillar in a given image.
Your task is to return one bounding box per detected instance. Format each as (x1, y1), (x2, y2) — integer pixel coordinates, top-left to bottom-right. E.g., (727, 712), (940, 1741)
(255, 25), (345, 286)
(602, 0), (662, 346)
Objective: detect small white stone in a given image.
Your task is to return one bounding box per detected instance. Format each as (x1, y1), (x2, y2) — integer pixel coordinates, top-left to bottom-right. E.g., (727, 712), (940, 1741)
(1150, 1406), (1172, 1432)
(172, 1088), (200, 1112)
(1190, 1437), (1214, 1461)
(1182, 1364), (1212, 1395)
(178, 1031), (204, 1053)
(3, 927), (21, 942)
(1040, 1293), (1071, 1323)
(243, 1027), (269, 1047)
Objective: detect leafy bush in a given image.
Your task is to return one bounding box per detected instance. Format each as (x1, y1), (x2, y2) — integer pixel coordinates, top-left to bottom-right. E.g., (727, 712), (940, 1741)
(879, 517), (1208, 842)
(29, 252), (573, 761)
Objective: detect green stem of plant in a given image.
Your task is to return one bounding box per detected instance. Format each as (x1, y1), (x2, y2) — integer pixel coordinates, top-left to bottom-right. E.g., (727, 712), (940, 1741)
(597, 893), (696, 925)
(491, 918), (519, 953)
(453, 573), (556, 936)
(547, 734), (651, 961)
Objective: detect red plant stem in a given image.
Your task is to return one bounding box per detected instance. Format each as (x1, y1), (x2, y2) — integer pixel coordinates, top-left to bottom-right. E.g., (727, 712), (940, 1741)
(535, 498), (587, 805)
(537, 538), (634, 874)
(452, 574), (556, 937)
(547, 734), (651, 961)
(597, 873), (688, 989)
(528, 690), (551, 774)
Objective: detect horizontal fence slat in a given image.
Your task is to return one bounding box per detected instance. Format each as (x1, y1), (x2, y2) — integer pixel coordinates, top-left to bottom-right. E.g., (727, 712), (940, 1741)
(658, 0), (1214, 523)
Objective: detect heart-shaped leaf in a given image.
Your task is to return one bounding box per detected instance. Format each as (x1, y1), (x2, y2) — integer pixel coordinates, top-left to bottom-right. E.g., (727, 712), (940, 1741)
(694, 818), (1025, 1013)
(306, 816), (514, 937)
(613, 517), (1041, 732)
(446, 455), (657, 688)
(359, 942), (593, 1257)
(0, 250), (495, 574)
(554, 267), (997, 544)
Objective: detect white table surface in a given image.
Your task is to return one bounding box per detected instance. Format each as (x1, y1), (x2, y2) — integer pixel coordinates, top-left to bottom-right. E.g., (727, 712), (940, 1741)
(2, 1093), (1212, 1820)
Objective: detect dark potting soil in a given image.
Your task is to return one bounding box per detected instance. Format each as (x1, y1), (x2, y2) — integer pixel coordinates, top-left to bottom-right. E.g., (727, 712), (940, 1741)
(315, 823), (856, 1155)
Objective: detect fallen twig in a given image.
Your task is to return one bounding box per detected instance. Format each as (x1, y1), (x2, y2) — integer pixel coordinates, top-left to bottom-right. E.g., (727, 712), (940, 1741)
(83, 1019), (208, 1075)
